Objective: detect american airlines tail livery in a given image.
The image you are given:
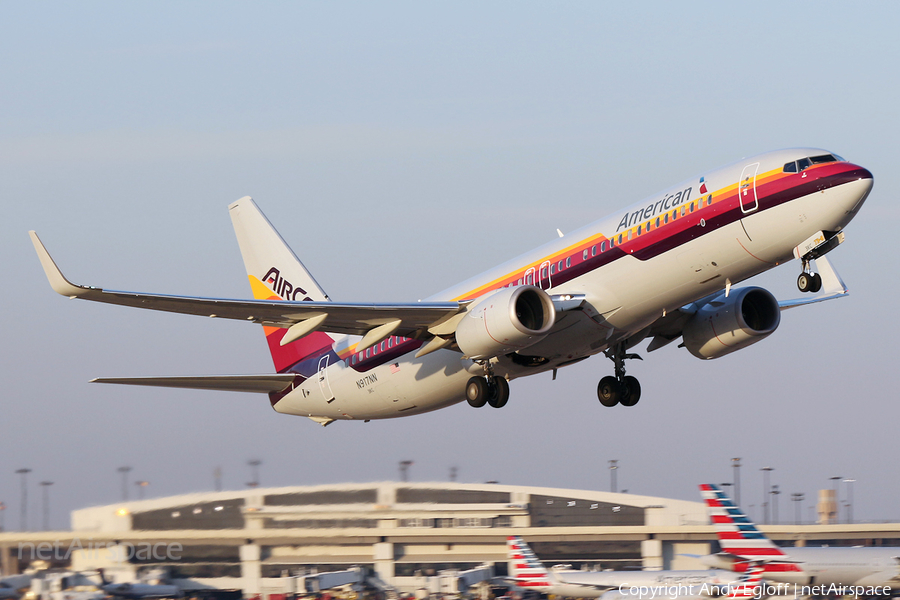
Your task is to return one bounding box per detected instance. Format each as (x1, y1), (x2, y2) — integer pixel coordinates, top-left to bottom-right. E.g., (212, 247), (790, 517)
(700, 484), (900, 589)
(506, 535), (739, 598)
(31, 149), (872, 425)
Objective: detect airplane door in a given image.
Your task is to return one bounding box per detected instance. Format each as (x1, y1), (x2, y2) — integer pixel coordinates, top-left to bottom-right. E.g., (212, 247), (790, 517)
(739, 163), (760, 214)
(538, 260), (552, 290)
(737, 162), (761, 242)
(317, 355), (335, 403)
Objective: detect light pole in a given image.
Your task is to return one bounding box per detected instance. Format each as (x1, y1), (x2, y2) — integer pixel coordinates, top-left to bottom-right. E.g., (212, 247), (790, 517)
(829, 476), (842, 523)
(760, 467), (773, 525)
(843, 479), (855, 524)
(135, 481), (149, 500)
(40, 481), (53, 531)
(449, 466), (458, 482)
(247, 459), (261, 488)
(118, 466), (132, 501)
(15, 468), (31, 531)
(732, 458), (742, 506)
(399, 460), (413, 482)
(0, 502), (5, 531)
(609, 460), (619, 493)
(214, 466), (222, 492)
(791, 493), (804, 525)
(771, 485), (780, 524)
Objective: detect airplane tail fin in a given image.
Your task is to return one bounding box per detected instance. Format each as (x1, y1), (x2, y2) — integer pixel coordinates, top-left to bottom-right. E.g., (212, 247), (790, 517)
(507, 536), (553, 589)
(699, 484), (788, 559)
(229, 197), (337, 373)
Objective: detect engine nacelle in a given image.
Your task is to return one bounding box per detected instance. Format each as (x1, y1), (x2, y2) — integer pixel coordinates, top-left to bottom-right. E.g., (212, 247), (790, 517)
(455, 286), (556, 360)
(682, 286), (780, 360)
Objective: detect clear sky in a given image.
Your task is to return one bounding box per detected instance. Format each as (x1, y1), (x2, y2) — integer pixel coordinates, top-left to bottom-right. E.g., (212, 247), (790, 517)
(2, 2), (899, 531)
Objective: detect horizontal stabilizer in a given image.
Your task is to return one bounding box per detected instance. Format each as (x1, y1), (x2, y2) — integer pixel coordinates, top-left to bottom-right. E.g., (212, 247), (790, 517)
(90, 374), (299, 394)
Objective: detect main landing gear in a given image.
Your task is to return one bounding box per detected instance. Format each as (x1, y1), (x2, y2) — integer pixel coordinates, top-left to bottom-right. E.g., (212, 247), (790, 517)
(466, 376), (509, 408)
(466, 362), (510, 409)
(797, 259), (822, 293)
(597, 343), (642, 407)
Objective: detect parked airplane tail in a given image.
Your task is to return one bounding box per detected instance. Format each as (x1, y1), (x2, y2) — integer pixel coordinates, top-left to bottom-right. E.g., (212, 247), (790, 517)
(229, 197), (337, 373)
(699, 484), (788, 559)
(507, 536), (554, 589)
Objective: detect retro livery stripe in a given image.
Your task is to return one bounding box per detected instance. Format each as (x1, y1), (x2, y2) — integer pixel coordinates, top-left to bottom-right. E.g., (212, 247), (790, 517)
(247, 274), (337, 376)
(452, 161), (867, 302)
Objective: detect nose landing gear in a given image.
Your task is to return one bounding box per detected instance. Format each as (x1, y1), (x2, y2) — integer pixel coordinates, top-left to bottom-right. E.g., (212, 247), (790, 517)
(798, 260), (822, 293)
(597, 343), (642, 407)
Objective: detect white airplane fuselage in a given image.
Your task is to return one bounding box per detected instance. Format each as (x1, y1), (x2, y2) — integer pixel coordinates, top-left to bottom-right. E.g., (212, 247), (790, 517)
(270, 148), (871, 421)
(536, 569), (738, 598)
(706, 547), (900, 588)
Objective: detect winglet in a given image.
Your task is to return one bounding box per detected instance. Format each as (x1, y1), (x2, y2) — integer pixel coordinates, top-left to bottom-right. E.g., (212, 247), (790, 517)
(29, 231), (88, 298)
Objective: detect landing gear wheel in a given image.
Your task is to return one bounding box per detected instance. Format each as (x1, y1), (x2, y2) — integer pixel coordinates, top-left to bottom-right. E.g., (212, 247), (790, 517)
(619, 375), (641, 407)
(466, 377), (489, 408)
(810, 273), (822, 293)
(487, 377), (510, 408)
(797, 272), (813, 293)
(597, 376), (620, 407)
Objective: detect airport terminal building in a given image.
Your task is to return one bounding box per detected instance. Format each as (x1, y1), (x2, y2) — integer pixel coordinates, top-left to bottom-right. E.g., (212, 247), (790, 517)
(3, 482), (900, 597)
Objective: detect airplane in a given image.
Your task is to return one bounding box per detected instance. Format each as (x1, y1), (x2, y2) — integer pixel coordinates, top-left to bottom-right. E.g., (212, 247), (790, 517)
(699, 484), (900, 589)
(96, 570), (183, 599)
(506, 535), (740, 598)
(598, 564), (768, 600)
(30, 148), (872, 425)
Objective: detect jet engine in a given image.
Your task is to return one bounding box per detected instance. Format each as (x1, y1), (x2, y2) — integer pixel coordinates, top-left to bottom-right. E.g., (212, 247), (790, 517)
(682, 287), (780, 360)
(455, 285), (556, 360)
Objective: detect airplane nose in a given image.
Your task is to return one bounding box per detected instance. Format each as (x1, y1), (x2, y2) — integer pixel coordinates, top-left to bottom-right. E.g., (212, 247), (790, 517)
(845, 164), (873, 215)
(853, 165), (874, 183)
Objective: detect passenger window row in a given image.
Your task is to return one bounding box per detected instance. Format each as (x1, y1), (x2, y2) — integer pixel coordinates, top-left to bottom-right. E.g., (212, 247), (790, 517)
(349, 335), (412, 365)
(509, 195), (714, 289)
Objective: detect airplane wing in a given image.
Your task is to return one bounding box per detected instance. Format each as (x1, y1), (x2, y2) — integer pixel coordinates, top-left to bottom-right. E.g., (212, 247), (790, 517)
(30, 231), (464, 342)
(90, 374), (300, 394)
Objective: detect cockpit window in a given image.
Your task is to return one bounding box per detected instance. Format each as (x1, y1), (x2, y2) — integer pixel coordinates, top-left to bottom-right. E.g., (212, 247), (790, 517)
(784, 154), (843, 173)
(784, 153), (843, 173)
